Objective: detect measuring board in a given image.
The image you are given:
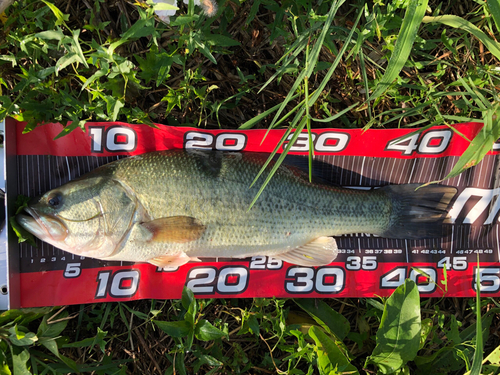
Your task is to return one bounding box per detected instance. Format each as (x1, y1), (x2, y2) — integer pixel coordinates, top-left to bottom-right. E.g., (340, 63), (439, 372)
(5, 119), (500, 308)
(0, 120), (7, 311)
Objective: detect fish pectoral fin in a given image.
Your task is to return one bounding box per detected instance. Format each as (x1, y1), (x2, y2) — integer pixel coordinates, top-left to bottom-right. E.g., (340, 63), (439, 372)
(273, 237), (338, 266)
(148, 253), (201, 268)
(140, 216), (206, 243)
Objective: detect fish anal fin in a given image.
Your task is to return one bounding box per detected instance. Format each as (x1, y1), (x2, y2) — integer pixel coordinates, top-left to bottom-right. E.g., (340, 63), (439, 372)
(273, 237), (338, 266)
(141, 216), (206, 243)
(148, 253), (201, 268)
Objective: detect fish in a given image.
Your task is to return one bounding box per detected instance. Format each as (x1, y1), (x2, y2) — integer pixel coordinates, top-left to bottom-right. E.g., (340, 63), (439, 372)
(16, 150), (457, 268)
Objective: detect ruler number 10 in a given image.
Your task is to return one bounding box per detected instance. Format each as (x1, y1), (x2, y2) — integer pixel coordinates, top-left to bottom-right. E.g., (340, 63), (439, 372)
(95, 270), (140, 299)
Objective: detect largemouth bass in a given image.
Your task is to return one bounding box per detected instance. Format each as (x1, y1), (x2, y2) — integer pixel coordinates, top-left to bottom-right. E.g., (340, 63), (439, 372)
(16, 150), (457, 267)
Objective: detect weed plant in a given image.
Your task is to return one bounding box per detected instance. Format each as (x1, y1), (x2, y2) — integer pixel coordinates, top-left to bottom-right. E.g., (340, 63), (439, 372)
(2, 0), (500, 373)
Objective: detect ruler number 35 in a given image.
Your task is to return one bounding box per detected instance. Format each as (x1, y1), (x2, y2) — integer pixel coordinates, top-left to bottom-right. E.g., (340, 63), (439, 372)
(346, 256), (377, 270)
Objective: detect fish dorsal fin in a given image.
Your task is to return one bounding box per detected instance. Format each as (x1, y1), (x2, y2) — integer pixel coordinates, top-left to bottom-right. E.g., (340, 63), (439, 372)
(140, 216), (206, 243)
(148, 253), (201, 268)
(273, 237), (338, 266)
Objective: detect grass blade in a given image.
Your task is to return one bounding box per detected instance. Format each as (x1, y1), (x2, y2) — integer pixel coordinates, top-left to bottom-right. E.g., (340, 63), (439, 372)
(313, 103), (358, 122)
(247, 7), (362, 208)
(257, 35), (310, 95)
(237, 93), (301, 129)
(438, 106), (500, 183)
(422, 15), (500, 61)
(469, 256), (483, 375)
(265, 0), (345, 135)
(367, 0), (429, 102)
(487, 0), (500, 34)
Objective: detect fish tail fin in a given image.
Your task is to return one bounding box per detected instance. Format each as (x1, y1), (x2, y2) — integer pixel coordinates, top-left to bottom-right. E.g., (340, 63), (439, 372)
(380, 184), (457, 239)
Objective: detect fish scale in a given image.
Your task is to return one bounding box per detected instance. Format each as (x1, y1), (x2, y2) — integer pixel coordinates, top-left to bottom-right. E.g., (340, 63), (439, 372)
(16, 150), (457, 267)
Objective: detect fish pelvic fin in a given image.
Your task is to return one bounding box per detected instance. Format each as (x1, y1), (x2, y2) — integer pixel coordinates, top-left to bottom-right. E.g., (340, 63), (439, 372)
(148, 253), (201, 268)
(380, 184), (457, 239)
(141, 216), (206, 243)
(273, 237), (338, 266)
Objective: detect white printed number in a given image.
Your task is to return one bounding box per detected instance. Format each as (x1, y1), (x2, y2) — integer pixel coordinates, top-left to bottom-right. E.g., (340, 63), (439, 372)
(473, 268), (500, 293)
(89, 126), (137, 153)
(437, 257), (468, 271)
(63, 263), (81, 278)
(184, 132), (247, 151)
(380, 267), (437, 293)
(283, 132), (349, 152)
(249, 256), (283, 270)
(186, 267), (249, 294)
(345, 256), (377, 270)
(386, 130), (452, 155)
(95, 270), (140, 298)
(285, 267), (344, 294)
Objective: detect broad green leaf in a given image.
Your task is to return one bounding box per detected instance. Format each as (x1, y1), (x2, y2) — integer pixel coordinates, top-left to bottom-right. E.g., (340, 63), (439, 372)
(62, 336), (100, 349)
(170, 14), (199, 26)
(0, 308), (52, 327)
(34, 29), (65, 41)
(182, 286), (196, 321)
(246, 314), (260, 336)
(487, 0), (500, 34)
(174, 351), (187, 375)
(309, 326), (359, 375)
(37, 310), (69, 337)
(154, 320), (192, 338)
(294, 299), (350, 340)
(54, 120), (86, 140)
(9, 217), (36, 246)
(194, 37), (217, 64)
(0, 363), (11, 375)
(106, 97), (124, 122)
(181, 286), (197, 349)
(39, 337), (60, 357)
(422, 15), (500, 61)
(365, 279), (421, 374)
(121, 18), (156, 41)
(55, 52), (80, 75)
(193, 354), (223, 373)
(8, 326), (38, 346)
(484, 344), (500, 365)
(72, 29), (89, 68)
(10, 348), (30, 375)
(419, 318), (433, 349)
(90, 327), (108, 354)
(368, 0), (429, 102)
(80, 70), (106, 91)
(203, 33), (240, 47)
(41, 0), (68, 26)
(39, 336), (80, 372)
(194, 320), (227, 341)
(153, 2), (178, 11)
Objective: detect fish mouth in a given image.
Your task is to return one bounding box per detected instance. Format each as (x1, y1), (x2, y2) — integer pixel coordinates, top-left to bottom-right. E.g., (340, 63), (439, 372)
(16, 207), (68, 242)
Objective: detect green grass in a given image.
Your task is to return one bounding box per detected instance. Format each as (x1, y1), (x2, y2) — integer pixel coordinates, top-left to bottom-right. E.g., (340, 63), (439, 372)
(2, 0), (500, 373)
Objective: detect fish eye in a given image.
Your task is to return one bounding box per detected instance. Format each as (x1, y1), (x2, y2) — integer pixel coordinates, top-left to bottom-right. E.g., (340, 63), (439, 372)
(47, 192), (63, 208)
